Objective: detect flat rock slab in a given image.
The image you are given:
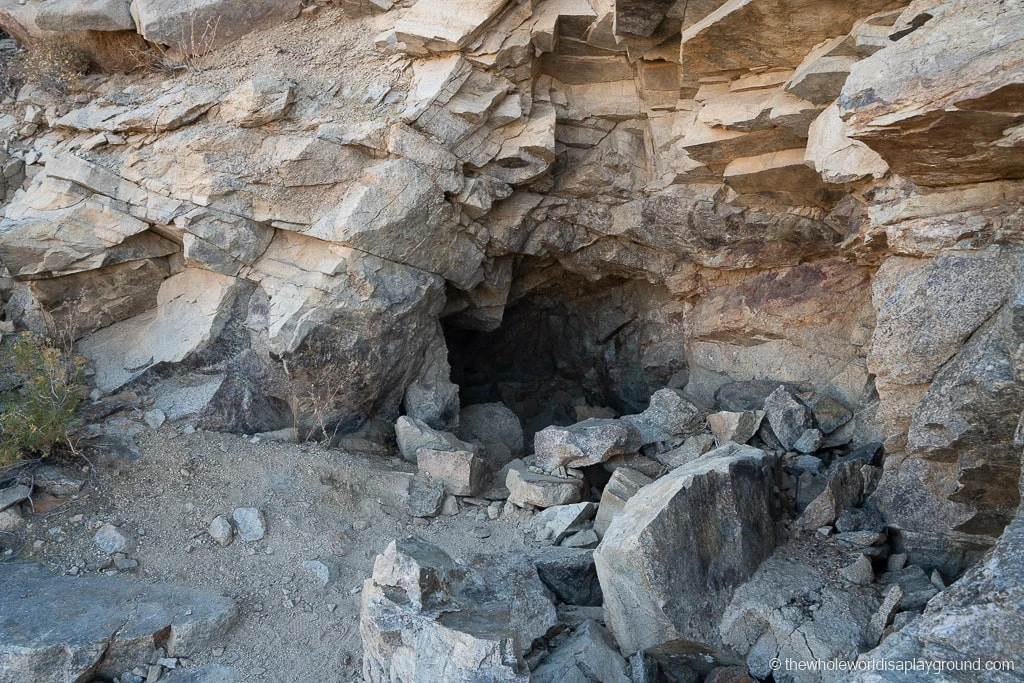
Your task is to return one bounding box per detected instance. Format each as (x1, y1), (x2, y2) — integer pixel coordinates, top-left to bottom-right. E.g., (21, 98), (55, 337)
(0, 562), (238, 683)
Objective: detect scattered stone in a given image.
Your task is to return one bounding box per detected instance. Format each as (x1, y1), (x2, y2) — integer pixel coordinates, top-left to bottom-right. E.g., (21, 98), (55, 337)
(94, 523), (131, 555)
(207, 516), (233, 547)
(218, 77), (295, 128)
(0, 562), (237, 682)
(763, 386), (816, 451)
(230, 508), (266, 543)
(797, 460), (863, 530)
(792, 428), (824, 454)
(839, 554), (875, 585)
(528, 502), (596, 544)
(707, 411), (764, 445)
(534, 419), (642, 471)
(721, 553), (880, 681)
(0, 508), (25, 531)
(880, 566), (938, 611)
(144, 409), (166, 429)
(561, 529), (599, 549)
(886, 553), (908, 572)
(595, 445), (777, 655)
(868, 584), (904, 645)
(532, 620), (629, 683)
(621, 389), (703, 445)
(441, 495), (460, 516)
(804, 394), (853, 435)
(0, 484), (31, 512)
(28, 466), (85, 497)
(593, 467), (652, 539)
(395, 416), (478, 464)
(472, 525), (491, 539)
(929, 569), (946, 590)
(353, 520), (370, 531)
(416, 447), (487, 497)
(405, 476), (445, 518)
(114, 558), (139, 571)
(506, 464), (586, 509)
(302, 560), (339, 587)
(655, 433), (715, 468)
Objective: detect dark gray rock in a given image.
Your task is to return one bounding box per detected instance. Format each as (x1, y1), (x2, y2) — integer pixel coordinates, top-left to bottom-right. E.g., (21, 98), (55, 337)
(531, 547), (603, 607)
(764, 386), (816, 451)
(595, 444), (777, 656)
(405, 476), (445, 517)
(0, 562), (237, 683)
(360, 538), (556, 682)
(836, 506), (885, 533)
(879, 566), (938, 611)
(457, 402), (525, 469)
(714, 380), (808, 412)
(532, 620), (629, 683)
(797, 460), (863, 530)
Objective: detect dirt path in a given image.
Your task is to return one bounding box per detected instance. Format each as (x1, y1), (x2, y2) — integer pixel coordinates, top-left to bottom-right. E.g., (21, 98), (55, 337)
(10, 428), (533, 682)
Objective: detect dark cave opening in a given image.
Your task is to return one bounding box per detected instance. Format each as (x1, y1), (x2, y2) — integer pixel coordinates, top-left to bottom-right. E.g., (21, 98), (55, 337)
(442, 263), (688, 441)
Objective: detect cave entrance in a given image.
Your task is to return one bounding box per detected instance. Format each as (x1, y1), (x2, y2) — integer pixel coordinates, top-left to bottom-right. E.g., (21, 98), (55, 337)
(442, 261), (687, 440)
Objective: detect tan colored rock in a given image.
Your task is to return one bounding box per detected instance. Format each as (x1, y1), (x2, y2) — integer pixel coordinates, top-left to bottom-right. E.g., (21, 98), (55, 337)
(416, 448), (488, 497)
(131, 0), (301, 52)
(805, 104), (889, 184)
(306, 158), (482, 288)
(36, 0), (134, 32)
(79, 269), (242, 393)
(506, 465), (586, 509)
(217, 78), (295, 128)
(696, 88), (777, 131)
(784, 37), (859, 105)
(394, 0), (510, 55)
(707, 411), (764, 445)
(723, 148), (829, 198)
(839, 0), (1024, 186)
(679, 0), (909, 74)
(0, 178), (165, 279)
(56, 85), (222, 134)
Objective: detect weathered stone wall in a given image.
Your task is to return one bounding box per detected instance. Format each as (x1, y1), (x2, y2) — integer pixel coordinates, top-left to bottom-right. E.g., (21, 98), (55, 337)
(0, 0), (1021, 570)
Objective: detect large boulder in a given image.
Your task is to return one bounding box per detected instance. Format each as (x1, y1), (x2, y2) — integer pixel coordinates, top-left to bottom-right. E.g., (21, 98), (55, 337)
(594, 443), (778, 661)
(0, 562), (237, 683)
(534, 419), (642, 471)
(360, 538), (557, 682)
(721, 553), (880, 682)
(130, 0), (301, 52)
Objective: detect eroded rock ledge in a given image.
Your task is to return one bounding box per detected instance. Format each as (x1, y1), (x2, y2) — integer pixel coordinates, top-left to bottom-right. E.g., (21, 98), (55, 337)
(0, 1), (1022, 679)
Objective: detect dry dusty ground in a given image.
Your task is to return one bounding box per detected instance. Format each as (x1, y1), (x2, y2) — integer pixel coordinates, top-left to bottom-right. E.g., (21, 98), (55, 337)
(4, 428), (535, 682)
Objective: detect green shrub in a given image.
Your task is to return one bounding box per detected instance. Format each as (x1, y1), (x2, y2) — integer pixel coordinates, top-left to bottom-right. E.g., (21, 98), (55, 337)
(14, 41), (91, 95)
(0, 331), (85, 468)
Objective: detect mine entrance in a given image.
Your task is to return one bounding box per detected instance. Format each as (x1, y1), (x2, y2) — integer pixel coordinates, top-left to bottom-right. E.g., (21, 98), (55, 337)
(442, 262), (686, 440)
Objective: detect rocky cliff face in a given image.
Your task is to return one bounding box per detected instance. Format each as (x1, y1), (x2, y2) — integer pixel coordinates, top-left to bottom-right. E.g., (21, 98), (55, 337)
(0, 0), (1022, 624)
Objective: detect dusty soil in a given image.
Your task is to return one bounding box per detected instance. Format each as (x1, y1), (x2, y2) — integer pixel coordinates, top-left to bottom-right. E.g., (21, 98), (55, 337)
(4, 428), (534, 682)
